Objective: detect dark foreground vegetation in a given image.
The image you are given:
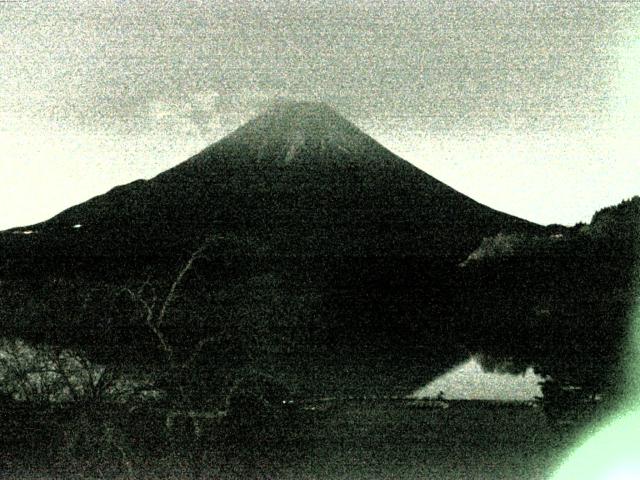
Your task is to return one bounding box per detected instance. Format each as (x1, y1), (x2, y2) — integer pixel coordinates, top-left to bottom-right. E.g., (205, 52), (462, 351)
(1, 396), (596, 480)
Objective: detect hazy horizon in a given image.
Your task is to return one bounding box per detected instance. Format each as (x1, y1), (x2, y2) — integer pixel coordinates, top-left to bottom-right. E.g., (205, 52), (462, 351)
(2, 0), (639, 230)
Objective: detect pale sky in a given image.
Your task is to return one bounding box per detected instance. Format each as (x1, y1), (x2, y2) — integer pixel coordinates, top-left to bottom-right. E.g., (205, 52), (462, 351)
(1, 0), (639, 230)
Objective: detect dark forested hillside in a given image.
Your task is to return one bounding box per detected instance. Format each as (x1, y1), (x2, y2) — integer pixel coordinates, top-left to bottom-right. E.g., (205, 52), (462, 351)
(460, 196), (639, 400)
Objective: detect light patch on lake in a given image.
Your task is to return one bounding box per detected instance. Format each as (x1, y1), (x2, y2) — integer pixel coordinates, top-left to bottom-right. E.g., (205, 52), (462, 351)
(410, 357), (543, 401)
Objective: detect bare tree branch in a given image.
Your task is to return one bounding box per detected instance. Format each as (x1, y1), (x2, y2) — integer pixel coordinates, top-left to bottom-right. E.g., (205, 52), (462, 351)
(157, 242), (210, 329)
(122, 286), (173, 359)
(49, 351), (80, 402)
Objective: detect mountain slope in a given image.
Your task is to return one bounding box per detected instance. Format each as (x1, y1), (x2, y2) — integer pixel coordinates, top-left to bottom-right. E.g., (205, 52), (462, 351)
(2, 102), (539, 264)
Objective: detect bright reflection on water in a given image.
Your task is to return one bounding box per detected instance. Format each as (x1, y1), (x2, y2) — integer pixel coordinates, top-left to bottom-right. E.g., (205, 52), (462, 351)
(410, 357), (543, 401)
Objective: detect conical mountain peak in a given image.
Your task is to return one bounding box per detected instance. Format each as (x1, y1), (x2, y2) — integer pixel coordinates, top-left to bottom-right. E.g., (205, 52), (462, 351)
(239, 101), (355, 135)
(260, 100), (346, 120)
(217, 101), (375, 165)
(3, 101), (539, 260)
(0, 100), (542, 396)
